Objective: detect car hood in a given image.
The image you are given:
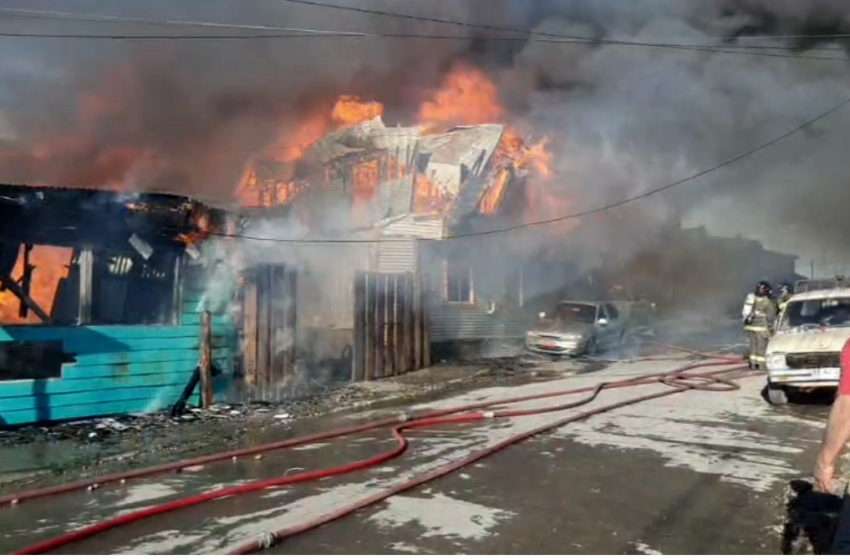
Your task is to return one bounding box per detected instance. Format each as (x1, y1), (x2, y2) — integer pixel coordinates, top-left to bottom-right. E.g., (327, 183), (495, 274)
(529, 323), (592, 337)
(768, 326), (850, 354)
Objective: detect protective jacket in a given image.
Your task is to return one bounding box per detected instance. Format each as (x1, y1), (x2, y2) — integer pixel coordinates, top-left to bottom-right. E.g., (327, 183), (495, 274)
(744, 294), (777, 334)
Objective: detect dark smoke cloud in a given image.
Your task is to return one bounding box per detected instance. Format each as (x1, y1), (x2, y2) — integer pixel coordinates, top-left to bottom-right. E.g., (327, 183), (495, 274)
(0, 0), (849, 267)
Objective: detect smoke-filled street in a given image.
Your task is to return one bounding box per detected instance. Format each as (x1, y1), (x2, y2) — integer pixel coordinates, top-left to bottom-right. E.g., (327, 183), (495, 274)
(3, 0), (850, 555)
(0, 351), (838, 555)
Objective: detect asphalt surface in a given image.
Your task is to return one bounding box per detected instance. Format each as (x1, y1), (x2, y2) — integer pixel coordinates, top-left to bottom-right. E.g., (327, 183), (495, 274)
(0, 353), (838, 555)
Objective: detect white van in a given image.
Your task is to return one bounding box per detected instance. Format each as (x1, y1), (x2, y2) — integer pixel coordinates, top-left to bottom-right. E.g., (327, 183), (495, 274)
(764, 288), (850, 405)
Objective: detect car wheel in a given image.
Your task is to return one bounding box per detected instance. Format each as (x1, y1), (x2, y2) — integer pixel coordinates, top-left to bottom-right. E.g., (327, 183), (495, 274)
(585, 337), (598, 356)
(763, 383), (789, 406)
(616, 331), (628, 358)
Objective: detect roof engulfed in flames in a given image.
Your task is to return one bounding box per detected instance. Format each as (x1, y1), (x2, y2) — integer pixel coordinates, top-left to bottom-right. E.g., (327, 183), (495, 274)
(236, 63), (564, 231)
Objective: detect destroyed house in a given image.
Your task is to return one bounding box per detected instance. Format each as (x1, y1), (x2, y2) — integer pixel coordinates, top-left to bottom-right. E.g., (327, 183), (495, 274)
(0, 184), (238, 426)
(239, 117), (539, 370)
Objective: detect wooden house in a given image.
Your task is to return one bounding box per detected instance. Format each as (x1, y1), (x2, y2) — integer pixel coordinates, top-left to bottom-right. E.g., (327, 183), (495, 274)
(0, 184), (238, 426)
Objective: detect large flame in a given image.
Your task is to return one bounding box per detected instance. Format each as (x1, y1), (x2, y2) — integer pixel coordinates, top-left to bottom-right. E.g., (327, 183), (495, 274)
(331, 95), (384, 126)
(418, 64), (506, 131)
(235, 62), (562, 229)
(0, 245), (73, 325)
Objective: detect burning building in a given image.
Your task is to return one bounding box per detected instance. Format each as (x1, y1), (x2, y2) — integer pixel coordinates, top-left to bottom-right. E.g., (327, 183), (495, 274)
(226, 64), (570, 394)
(0, 184), (237, 426)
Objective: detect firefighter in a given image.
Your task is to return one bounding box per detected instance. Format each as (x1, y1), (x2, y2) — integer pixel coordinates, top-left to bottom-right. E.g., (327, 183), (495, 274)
(742, 281), (777, 370)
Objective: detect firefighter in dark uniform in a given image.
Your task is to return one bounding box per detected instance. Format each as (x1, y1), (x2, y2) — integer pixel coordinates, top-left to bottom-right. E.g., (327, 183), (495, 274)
(742, 281), (778, 370)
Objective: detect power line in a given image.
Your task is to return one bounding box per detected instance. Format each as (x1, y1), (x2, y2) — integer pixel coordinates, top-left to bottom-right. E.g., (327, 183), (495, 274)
(0, 7), (846, 61)
(0, 29), (842, 61)
(0, 6), (844, 49)
(4, 5), (850, 45)
(274, 0), (850, 49)
(152, 92), (850, 245)
(0, 7), (344, 35)
(10, 89), (847, 248)
(6, 93), (849, 245)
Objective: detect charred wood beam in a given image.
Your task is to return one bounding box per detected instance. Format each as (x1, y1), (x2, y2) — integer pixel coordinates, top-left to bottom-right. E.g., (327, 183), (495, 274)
(0, 273), (51, 323)
(18, 244), (33, 319)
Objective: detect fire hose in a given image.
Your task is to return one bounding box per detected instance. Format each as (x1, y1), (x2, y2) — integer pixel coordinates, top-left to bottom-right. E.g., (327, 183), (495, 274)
(6, 349), (751, 555)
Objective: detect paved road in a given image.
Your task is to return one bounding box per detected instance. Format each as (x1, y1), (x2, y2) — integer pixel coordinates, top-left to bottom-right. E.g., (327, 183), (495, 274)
(0, 355), (835, 554)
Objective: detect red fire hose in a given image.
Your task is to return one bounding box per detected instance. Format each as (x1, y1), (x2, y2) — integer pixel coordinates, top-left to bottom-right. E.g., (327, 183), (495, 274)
(8, 351), (752, 555)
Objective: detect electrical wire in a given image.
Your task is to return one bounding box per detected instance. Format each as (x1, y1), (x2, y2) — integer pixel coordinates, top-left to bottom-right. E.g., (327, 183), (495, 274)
(3, 90), (847, 247)
(0, 6), (846, 61)
(0, 27), (843, 61)
(273, 0), (838, 44)
(77, 90), (850, 246)
(2, 5), (850, 46)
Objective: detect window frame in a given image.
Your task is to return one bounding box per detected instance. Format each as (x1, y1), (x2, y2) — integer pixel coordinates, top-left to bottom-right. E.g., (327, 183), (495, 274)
(444, 259), (475, 305)
(85, 246), (182, 327)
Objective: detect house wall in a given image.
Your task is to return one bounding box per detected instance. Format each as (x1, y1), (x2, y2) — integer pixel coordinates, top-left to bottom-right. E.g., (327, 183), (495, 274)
(419, 239), (533, 344)
(0, 264), (237, 427)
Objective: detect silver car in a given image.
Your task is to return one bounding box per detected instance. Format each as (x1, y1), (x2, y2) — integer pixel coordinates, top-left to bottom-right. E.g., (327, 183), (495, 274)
(525, 301), (626, 357)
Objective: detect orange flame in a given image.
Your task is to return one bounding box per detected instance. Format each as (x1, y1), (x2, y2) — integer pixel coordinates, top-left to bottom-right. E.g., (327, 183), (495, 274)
(236, 62), (563, 230)
(0, 245), (73, 325)
(331, 95), (384, 126)
(413, 173), (450, 214)
(418, 64), (505, 130)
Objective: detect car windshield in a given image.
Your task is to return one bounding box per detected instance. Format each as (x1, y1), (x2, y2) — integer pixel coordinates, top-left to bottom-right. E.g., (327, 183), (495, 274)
(781, 297), (850, 329)
(555, 303), (598, 324)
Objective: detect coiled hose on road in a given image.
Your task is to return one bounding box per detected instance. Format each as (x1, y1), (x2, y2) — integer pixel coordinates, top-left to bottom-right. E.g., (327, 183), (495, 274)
(6, 347), (752, 555)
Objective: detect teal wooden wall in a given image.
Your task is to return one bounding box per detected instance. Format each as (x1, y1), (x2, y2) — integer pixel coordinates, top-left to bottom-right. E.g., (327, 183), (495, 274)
(0, 267), (237, 427)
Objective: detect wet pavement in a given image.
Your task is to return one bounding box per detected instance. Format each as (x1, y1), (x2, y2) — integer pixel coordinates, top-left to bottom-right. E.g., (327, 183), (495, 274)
(0, 351), (839, 555)
(0, 358), (576, 493)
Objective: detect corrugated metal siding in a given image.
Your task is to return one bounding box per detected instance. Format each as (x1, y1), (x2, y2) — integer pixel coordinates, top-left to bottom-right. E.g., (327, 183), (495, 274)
(380, 215), (445, 239)
(377, 239), (416, 274)
(419, 244), (533, 343)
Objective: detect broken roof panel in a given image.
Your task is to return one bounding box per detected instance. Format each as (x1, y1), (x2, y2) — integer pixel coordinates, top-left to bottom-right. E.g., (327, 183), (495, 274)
(420, 124), (504, 174)
(305, 116), (389, 166)
(355, 173), (415, 226)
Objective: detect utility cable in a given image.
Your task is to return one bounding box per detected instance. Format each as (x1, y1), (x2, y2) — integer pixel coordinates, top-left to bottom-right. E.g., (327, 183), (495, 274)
(1, 4), (850, 46)
(0, 7), (845, 60)
(0, 27), (841, 61)
(274, 0), (850, 50)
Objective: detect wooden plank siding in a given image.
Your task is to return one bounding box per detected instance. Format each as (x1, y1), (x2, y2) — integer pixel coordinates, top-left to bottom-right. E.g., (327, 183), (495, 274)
(0, 268), (237, 427)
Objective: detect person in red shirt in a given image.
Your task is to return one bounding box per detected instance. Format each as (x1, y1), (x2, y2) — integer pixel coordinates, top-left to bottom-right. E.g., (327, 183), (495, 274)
(815, 336), (850, 492)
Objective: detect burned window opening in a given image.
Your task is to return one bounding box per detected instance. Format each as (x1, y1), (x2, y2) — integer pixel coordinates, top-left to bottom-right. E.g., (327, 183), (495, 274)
(0, 242), (80, 326)
(445, 260), (474, 304)
(90, 248), (178, 326)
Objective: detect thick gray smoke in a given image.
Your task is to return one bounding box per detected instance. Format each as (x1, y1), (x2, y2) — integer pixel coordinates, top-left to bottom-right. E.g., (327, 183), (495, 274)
(1, 0), (850, 267)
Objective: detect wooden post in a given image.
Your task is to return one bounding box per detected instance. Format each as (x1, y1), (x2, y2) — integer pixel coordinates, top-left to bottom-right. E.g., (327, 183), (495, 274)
(243, 276), (259, 388)
(256, 266), (272, 390)
(385, 275), (397, 378)
(199, 310), (214, 408)
(375, 274), (386, 379)
(412, 273), (422, 370)
(421, 275), (431, 368)
(353, 272), (366, 382)
(364, 273), (375, 381)
(398, 274), (412, 375)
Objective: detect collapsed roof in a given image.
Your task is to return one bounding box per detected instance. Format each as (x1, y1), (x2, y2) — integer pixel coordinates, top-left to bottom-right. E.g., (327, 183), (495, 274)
(247, 116), (517, 232)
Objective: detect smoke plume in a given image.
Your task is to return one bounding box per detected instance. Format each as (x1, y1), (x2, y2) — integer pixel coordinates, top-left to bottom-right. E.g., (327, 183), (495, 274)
(1, 0), (850, 265)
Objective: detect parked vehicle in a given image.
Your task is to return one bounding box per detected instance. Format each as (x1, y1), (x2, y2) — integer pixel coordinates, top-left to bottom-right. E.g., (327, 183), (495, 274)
(525, 300), (626, 358)
(764, 287), (850, 405)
